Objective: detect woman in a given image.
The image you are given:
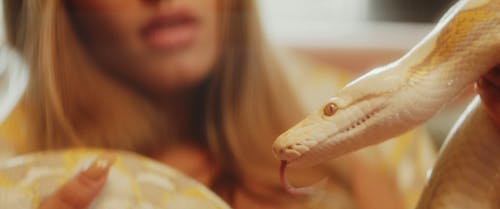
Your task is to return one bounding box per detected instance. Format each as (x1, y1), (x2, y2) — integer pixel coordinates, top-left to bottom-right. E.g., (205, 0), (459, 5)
(1, 0), (372, 208)
(2, 0), (499, 209)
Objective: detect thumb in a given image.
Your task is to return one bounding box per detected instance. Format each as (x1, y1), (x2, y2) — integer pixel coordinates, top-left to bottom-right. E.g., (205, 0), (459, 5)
(39, 153), (116, 209)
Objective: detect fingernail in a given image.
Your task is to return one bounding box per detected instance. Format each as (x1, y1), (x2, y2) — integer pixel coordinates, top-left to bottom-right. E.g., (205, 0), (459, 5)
(83, 153), (116, 180)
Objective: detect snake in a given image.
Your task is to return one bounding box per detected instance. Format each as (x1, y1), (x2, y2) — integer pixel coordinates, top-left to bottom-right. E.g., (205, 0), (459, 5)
(273, 0), (500, 208)
(0, 149), (231, 209)
(0, 1), (498, 208)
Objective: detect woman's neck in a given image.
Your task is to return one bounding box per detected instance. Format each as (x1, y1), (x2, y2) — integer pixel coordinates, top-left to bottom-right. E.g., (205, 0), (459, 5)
(154, 85), (206, 143)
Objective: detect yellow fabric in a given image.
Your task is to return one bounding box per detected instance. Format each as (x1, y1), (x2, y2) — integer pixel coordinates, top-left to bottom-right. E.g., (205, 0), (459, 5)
(0, 103), (28, 155)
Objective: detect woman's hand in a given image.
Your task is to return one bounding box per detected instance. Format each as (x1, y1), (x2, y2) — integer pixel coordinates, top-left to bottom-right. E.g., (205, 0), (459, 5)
(477, 66), (500, 126)
(38, 154), (115, 209)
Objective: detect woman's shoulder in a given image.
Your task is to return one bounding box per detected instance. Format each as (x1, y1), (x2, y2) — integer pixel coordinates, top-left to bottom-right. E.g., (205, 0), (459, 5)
(275, 49), (352, 112)
(0, 103), (27, 160)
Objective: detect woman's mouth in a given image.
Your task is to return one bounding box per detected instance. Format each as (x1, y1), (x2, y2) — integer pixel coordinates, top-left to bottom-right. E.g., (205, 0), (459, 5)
(141, 10), (200, 51)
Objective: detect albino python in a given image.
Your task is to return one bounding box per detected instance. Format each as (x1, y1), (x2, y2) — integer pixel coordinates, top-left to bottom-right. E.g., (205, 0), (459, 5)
(274, 0), (500, 208)
(0, 149), (230, 209)
(0, 0), (498, 208)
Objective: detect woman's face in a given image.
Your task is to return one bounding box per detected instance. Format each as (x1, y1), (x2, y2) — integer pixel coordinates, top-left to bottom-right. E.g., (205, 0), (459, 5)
(68, 0), (220, 95)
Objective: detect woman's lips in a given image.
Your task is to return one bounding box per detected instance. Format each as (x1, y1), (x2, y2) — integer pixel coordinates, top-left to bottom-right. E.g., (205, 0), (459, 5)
(141, 11), (199, 51)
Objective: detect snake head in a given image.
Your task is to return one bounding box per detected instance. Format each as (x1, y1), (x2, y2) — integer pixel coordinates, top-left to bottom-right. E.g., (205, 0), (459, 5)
(272, 95), (390, 167)
(273, 65), (418, 168)
(272, 97), (347, 164)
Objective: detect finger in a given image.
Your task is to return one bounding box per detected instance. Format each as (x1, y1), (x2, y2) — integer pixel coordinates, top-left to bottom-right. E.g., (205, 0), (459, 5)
(39, 153), (116, 209)
(476, 77), (500, 126)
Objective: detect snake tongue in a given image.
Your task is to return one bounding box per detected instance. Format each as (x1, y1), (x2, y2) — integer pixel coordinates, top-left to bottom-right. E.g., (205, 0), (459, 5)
(279, 161), (328, 195)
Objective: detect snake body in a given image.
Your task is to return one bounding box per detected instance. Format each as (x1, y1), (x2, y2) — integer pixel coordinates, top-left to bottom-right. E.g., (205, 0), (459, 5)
(0, 149), (230, 209)
(0, 1), (498, 208)
(273, 0), (500, 207)
(416, 97), (500, 209)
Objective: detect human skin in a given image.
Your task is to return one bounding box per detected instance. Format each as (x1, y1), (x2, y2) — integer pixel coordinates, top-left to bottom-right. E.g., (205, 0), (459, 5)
(68, 0), (220, 96)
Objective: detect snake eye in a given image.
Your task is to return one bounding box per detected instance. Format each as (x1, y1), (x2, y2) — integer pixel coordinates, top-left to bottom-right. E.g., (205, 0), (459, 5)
(323, 102), (338, 116)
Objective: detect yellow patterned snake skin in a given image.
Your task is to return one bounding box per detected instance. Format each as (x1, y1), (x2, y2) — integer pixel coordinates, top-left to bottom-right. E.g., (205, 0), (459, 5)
(0, 149), (230, 209)
(273, 0), (500, 208)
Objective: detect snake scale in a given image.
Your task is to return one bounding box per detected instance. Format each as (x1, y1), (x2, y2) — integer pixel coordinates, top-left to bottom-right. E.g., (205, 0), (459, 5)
(273, 0), (500, 208)
(0, 0), (498, 208)
(0, 149), (230, 209)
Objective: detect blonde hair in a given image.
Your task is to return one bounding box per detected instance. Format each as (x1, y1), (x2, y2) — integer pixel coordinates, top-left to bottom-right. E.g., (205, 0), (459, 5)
(4, 0), (171, 151)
